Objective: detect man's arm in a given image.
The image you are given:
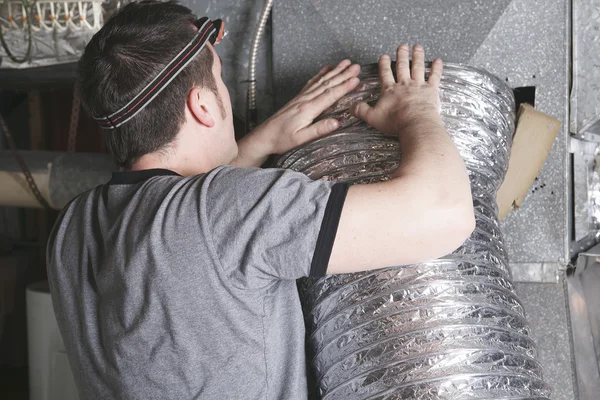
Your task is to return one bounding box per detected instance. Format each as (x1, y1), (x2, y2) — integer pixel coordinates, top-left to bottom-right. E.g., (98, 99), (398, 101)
(231, 60), (361, 168)
(328, 44), (476, 274)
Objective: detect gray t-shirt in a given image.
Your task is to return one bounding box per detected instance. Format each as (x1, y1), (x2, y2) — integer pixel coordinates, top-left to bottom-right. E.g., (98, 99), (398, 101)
(47, 166), (348, 400)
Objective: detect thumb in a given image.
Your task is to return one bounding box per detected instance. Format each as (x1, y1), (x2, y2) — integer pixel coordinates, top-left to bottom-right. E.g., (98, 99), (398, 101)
(351, 102), (374, 124)
(296, 118), (340, 145)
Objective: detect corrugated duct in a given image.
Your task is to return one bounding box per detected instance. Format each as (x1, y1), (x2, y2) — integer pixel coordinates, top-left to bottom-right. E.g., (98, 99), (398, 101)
(276, 63), (552, 399)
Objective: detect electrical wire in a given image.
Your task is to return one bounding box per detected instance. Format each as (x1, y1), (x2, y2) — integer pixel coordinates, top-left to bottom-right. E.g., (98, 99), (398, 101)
(67, 86), (80, 152)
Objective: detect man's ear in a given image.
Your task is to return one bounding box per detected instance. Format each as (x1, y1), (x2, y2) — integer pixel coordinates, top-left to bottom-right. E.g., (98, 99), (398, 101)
(188, 87), (215, 128)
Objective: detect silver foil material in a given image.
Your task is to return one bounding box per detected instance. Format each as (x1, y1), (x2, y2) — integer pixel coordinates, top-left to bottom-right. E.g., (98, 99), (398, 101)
(276, 63), (551, 399)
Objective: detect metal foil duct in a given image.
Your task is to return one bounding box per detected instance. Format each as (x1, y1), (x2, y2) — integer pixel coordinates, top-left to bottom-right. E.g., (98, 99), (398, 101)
(276, 63), (551, 399)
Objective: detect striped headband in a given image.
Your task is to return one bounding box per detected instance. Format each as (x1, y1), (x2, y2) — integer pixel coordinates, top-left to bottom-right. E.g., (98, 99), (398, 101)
(94, 17), (225, 130)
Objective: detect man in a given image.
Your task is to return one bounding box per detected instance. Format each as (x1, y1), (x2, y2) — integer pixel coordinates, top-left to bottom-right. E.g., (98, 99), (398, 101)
(47, 1), (475, 399)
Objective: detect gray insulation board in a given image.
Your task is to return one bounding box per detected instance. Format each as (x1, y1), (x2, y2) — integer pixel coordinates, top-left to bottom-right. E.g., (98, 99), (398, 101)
(515, 282), (576, 400)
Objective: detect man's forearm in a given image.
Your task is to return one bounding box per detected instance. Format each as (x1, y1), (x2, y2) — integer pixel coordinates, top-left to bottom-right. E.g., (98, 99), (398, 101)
(230, 133), (271, 168)
(393, 113), (472, 209)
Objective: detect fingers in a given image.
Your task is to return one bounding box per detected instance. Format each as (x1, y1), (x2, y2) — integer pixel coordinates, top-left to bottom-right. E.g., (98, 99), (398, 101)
(301, 65), (333, 92)
(378, 54), (395, 87)
(320, 59), (352, 82)
(396, 44), (410, 83)
(305, 64), (360, 99)
(428, 57), (443, 87)
(296, 118), (340, 143)
(411, 44), (425, 82)
(304, 59), (352, 93)
(308, 76), (360, 115)
(350, 102), (374, 125)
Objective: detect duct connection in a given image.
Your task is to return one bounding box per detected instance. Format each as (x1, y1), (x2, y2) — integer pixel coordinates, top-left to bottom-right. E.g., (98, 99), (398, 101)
(277, 63), (551, 399)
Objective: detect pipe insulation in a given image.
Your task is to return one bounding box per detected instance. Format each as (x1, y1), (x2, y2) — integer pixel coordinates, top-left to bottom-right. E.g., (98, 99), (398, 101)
(0, 151), (114, 209)
(276, 63), (551, 399)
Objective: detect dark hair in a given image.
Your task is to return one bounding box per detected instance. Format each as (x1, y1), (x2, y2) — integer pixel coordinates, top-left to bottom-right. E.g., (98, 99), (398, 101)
(78, 0), (220, 169)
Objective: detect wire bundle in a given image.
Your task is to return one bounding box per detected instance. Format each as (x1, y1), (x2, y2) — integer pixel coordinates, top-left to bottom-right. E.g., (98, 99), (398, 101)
(0, 0), (102, 65)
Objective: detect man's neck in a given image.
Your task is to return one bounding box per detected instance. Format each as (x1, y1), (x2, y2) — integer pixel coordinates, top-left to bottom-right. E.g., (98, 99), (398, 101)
(130, 152), (215, 177)
(130, 154), (174, 172)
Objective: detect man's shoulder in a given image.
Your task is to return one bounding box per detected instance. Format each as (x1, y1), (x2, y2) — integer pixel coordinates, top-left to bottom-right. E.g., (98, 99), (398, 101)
(203, 165), (314, 192)
(56, 185), (100, 219)
(48, 186), (100, 240)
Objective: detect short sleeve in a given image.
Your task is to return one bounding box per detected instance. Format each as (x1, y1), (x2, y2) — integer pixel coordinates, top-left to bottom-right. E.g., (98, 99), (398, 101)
(201, 166), (348, 289)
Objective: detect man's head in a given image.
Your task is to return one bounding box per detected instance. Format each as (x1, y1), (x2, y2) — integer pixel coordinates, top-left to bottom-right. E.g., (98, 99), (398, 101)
(78, 0), (236, 172)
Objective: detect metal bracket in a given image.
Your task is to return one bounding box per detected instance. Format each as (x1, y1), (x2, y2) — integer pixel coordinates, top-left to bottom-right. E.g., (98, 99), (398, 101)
(511, 262), (565, 283)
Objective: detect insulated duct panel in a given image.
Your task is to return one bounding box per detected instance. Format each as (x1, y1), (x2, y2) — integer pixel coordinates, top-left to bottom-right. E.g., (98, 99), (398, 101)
(277, 64), (551, 399)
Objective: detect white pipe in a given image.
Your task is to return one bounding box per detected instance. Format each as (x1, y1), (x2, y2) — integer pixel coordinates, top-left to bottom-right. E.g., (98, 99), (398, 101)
(0, 151), (114, 209)
(0, 169), (52, 208)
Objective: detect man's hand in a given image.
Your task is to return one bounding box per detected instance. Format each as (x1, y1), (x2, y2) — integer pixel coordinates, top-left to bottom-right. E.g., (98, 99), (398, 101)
(351, 44), (443, 136)
(328, 44), (475, 274)
(232, 60), (360, 168)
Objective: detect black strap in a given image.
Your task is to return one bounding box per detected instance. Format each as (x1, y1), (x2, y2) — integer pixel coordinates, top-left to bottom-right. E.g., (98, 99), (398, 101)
(94, 18), (223, 130)
(310, 183), (350, 278)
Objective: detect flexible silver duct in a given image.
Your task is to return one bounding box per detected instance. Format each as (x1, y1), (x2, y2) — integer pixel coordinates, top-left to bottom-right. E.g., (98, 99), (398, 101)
(246, 0), (273, 131)
(277, 63), (551, 399)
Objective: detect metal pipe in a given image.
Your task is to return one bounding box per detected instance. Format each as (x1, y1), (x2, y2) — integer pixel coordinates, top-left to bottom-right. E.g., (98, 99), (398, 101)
(277, 63), (552, 399)
(246, 0), (273, 132)
(0, 151), (114, 209)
